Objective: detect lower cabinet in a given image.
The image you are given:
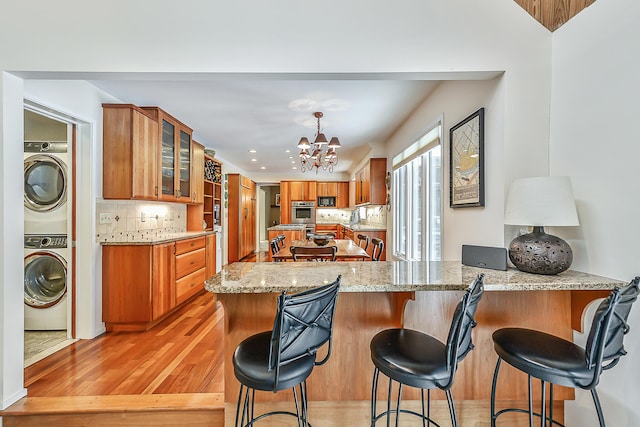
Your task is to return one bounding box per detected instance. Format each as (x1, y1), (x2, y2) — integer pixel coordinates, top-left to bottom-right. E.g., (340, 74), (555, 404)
(103, 235), (212, 332)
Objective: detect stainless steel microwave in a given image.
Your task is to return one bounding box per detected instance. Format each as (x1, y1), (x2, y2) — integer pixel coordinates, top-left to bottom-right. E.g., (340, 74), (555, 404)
(317, 196), (336, 207)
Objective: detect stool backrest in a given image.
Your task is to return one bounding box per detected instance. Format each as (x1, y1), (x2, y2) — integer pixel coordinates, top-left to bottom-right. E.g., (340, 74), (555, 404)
(268, 276), (341, 389)
(357, 234), (370, 251)
(290, 245), (337, 262)
(270, 238), (280, 256)
(277, 234), (286, 249)
(584, 277), (640, 385)
(371, 238), (384, 261)
(442, 274), (484, 388)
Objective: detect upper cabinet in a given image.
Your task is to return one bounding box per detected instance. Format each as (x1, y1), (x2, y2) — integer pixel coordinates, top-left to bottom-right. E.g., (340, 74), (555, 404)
(316, 182), (337, 197)
(142, 107), (193, 203)
(191, 141), (204, 204)
(336, 181), (349, 208)
(288, 180), (317, 201)
(355, 158), (387, 206)
(317, 181), (349, 208)
(103, 104), (159, 200)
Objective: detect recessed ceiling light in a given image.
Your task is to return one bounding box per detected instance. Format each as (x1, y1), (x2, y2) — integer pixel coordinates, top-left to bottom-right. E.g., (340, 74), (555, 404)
(285, 149), (291, 153)
(288, 156), (293, 159)
(248, 149), (257, 154)
(291, 161), (296, 164)
(260, 166), (266, 170)
(251, 158), (257, 162)
(292, 166), (298, 170)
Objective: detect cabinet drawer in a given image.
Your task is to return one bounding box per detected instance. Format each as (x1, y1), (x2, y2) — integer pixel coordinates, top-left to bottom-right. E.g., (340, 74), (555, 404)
(176, 267), (206, 305)
(176, 236), (206, 255)
(176, 247), (206, 278)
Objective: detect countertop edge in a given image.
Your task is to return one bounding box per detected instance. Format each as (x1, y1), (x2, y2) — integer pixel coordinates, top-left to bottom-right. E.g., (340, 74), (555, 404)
(99, 230), (216, 245)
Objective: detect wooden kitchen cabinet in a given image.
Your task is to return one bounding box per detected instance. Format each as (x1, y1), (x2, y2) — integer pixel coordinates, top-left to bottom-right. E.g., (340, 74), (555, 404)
(142, 107), (193, 203)
(190, 141), (205, 204)
(200, 155), (223, 232)
(337, 182), (349, 208)
(103, 242), (176, 331)
(288, 180), (317, 201)
(355, 158), (387, 205)
(152, 242), (176, 320)
(175, 237), (206, 305)
(102, 235), (211, 332)
(102, 104), (159, 200)
(316, 182), (337, 197)
(228, 174), (257, 262)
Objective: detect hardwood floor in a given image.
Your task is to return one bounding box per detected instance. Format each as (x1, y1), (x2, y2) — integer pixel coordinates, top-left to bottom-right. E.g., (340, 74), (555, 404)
(3, 251), (559, 426)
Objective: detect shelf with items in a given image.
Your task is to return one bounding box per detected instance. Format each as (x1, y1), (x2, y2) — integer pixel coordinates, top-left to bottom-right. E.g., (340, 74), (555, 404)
(203, 155), (222, 231)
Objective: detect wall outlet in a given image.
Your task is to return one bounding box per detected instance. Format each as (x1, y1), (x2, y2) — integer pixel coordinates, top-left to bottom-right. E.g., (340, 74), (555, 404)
(140, 212), (146, 222)
(99, 213), (112, 224)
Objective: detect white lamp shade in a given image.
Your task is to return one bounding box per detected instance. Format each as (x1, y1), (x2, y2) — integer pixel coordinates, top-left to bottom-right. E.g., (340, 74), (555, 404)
(504, 176), (579, 226)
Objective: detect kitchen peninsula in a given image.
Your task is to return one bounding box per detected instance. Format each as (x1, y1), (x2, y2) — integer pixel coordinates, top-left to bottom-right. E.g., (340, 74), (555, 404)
(205, 261), (621, 406)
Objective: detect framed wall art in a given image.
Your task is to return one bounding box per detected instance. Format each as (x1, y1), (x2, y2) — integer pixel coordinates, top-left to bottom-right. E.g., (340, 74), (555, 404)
(449, 107), (485, 208)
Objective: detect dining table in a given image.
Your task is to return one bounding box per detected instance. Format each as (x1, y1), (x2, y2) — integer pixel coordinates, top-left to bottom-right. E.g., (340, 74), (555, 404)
(272, 238), (370, 261)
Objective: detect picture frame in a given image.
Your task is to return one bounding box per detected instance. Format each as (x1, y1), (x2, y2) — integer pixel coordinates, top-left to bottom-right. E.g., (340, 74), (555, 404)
(275, 193), (281, 207)
(449, 107), (485, 208)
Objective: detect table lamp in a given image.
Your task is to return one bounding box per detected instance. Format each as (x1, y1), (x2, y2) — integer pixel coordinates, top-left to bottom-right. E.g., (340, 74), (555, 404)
(504, 176), (579, 275)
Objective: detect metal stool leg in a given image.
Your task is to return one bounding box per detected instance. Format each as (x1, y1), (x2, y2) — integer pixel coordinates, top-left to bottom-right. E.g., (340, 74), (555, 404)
(386, 378), (393, 427)
(446, 389), (458, 427)
(591, 388), (606, 427)
(540, 380), (547, 427)
(491, 358), (501, 427)
(528, 375), (534, 427)
(371, 367), (379, 426)
(395, 383), (403, 427)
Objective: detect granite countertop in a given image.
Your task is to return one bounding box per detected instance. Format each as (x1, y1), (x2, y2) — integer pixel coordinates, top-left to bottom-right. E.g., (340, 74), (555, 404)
(205, 261), (624, 294)
(267, 224), (307, 231)
(315, 221), (387, 232)
(100, 230), (215, 245)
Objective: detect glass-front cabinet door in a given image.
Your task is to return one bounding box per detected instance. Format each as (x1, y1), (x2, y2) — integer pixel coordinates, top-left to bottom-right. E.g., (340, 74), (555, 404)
(160, 119), (176, 200)
(177, 129), (191, 202)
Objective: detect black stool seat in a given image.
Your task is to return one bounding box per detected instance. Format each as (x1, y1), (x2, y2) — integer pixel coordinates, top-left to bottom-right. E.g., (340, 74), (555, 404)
(369, 274), (484, 427)
(493, 328), (593, 388)
(233, 331), (316, 391)
(370, 329), (450, 388)
(232, 277), (341, 427)
(490, 277), (640, 427)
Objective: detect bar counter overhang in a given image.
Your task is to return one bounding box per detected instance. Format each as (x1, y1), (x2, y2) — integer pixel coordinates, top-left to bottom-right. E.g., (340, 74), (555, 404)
(205, 261), (623, 405)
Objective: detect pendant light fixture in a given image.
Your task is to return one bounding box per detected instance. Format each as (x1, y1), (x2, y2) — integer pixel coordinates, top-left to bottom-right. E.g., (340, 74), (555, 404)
(297, 112), (341, 173)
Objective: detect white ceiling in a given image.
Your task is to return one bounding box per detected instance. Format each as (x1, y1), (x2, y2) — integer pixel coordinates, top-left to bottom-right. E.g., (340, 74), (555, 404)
(89, 77), (441, 177)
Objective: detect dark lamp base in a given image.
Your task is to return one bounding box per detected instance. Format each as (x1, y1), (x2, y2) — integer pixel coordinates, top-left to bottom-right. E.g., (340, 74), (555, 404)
(508, 226), (573, 275)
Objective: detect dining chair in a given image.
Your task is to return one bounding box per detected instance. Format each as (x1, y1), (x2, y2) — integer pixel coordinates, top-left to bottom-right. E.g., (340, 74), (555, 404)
(233, 276), (341, 427)
(277, 234), (286, 250)
(290, 245), (337, 262)
(270, 238), (281, 262)
(371, 238), (384, 261)
(491, 277), (640, 427)
(357, 234), (370, 252)
(370, 274), (484, 426)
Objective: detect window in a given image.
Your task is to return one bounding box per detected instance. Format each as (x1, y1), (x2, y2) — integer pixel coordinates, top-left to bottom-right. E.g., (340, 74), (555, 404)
(392, 124), (442, 261)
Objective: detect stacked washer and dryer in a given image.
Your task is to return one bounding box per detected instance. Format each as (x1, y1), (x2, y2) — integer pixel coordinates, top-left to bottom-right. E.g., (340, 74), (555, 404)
(23, 111), (71, 332)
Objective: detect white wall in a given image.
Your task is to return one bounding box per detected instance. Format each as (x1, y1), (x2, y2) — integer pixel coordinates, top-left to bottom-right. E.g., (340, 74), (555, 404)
(385, 78), (506, 260)
(0, 0), (553, 410)
(550, 0), (640, 425)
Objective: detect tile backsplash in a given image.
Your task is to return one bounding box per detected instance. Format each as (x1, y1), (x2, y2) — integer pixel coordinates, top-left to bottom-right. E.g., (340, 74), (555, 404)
(360, 205), (387, 227)
(316, 209), (352, 223)
(96, 199), (187, 243)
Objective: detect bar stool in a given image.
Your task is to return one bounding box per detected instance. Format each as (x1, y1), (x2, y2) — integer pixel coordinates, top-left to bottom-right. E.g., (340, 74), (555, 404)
(371, 238), (384, 261)
(491, 277), (640, 427)
(357, 234), (370, 251)
(370, 274), (484, 426)
(233, 276), (341, 427)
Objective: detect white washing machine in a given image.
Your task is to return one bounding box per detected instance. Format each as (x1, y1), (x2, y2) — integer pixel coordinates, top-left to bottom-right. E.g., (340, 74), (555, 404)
(24, 235), (69, 330)
(24, 141), (70, 235)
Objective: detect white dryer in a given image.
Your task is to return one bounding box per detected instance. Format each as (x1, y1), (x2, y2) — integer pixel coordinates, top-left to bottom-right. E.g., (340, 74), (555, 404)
(24, 234), (69, 331)
(24, 141), (69, 235)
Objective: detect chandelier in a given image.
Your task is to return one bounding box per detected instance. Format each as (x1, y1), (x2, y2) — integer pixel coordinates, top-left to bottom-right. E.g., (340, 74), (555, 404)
(297, 112), (341, 173)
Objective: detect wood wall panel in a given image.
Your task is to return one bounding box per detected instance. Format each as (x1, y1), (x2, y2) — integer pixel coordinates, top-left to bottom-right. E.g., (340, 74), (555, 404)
(515, 0), (597, 31)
